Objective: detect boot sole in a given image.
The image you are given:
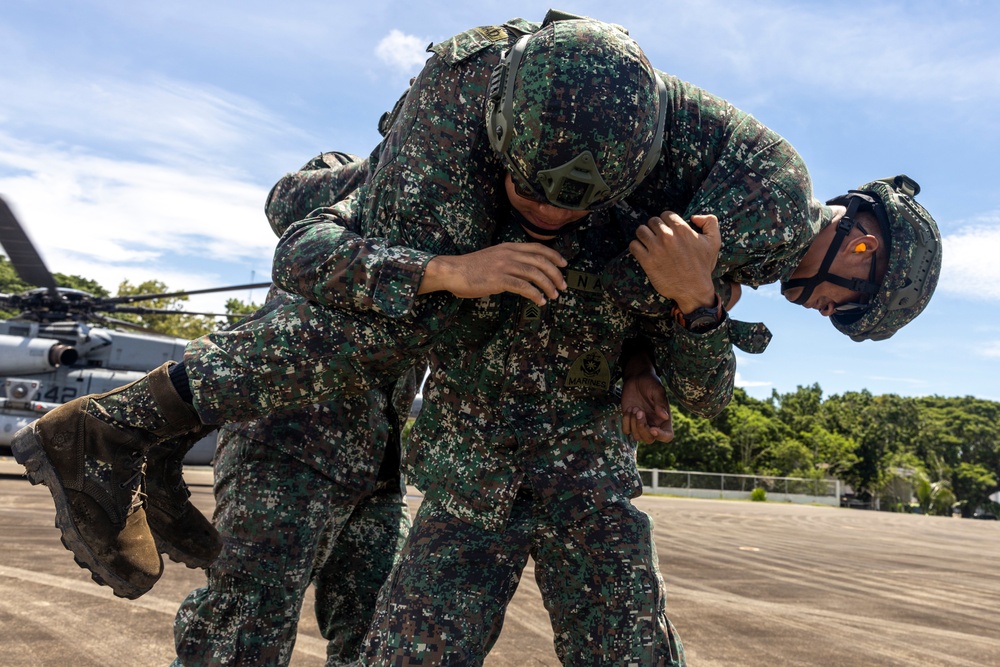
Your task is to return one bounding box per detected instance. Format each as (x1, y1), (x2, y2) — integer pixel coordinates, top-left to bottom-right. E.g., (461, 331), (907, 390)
(11, 424), (155, 600)
(150, 529), (214, 570)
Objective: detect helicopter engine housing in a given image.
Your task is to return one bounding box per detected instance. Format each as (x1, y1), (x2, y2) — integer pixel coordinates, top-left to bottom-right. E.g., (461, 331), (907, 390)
(0, 333), (79, 374)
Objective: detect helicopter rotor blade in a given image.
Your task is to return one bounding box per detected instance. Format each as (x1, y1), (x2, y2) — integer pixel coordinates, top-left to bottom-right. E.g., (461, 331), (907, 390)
(92, 314), (186, 337)
(101, 281), (272, 305)
(0, 197), (60, 300)
(106, 305), (246, 318)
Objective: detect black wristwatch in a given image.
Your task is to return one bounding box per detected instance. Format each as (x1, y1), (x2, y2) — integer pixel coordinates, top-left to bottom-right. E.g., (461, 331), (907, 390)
(673, 294), (725, 333)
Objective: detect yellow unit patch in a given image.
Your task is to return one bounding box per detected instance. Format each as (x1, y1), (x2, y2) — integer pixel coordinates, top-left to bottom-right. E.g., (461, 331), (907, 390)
(566, 270), (603, 294)
(565, 349), (611, 391)
(475, 26), (508, 42)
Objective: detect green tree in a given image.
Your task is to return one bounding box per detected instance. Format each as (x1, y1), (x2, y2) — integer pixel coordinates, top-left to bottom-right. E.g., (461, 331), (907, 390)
(952, 462), (997, 518)
(1, 254), (33, 292)
(758, 437), (814, 478)
(112, 279), (221, 339)
(223, 297), (260, 319)
(822, 391), (919, 506)
(913, 470), (957, 516)
(726, 404), (789, 474)
(1, 254), (110, 318)
(636, 410), (733, 472)
(52, 272), (110, 297)
(799, 425), (859, 479)
(0, 255), (30, 318)
(772, 383), (823, 434)
(709, 389), (788, 473)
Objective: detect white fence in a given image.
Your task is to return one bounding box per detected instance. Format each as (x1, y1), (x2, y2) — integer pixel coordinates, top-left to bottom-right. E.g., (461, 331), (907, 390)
(639, 469), (842, 506)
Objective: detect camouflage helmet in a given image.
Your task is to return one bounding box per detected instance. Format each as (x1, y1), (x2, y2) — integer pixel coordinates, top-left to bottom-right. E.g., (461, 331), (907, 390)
(830, 175), (942, 342)
(485, 18), (666, 210)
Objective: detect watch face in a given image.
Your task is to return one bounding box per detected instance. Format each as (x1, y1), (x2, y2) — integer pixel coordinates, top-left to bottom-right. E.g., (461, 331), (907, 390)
(687, 313), (721, 333)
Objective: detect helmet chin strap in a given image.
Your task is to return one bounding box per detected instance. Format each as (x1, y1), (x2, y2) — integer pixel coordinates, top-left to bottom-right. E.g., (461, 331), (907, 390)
(780, 196), (879, 305)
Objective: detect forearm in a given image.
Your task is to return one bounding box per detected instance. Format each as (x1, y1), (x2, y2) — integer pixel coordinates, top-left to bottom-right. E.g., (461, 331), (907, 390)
(273, 208), (435, 318)
(644, 317), (736, 418)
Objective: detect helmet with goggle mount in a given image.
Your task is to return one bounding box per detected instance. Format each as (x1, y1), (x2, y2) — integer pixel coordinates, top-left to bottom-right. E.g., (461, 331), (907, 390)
(485, 17), (666, 211)
(782, 175), (941, 342)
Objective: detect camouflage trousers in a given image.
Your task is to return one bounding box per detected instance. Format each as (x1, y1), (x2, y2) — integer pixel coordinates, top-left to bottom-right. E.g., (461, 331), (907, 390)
(172, 430), (411, 667)
(362, 490), (685, 666)
(185, 292), (445, 426)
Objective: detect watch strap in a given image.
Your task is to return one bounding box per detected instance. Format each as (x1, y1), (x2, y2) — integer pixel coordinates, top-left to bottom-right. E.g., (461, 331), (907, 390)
(672, 294), (725, 333)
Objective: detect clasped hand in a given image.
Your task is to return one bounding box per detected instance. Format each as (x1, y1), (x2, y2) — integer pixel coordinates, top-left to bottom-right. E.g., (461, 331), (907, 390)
(629, 211), (721, 312)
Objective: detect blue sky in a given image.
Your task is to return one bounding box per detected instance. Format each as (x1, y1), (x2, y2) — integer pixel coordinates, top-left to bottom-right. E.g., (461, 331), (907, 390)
(1, 0), (998, 403)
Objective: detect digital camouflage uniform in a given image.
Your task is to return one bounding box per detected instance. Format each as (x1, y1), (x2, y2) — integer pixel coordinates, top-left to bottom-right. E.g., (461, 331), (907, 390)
(173, 16), (830, 667)
(172, 153), (417, 667)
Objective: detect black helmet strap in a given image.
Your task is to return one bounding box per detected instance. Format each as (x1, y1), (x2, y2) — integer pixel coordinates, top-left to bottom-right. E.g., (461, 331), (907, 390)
(781, 196), (880, 305)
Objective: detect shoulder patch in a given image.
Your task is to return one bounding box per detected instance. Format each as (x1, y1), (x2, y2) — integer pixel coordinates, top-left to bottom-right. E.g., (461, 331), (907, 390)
(474, 26), (508, 42)
(430, 25), (510, 65)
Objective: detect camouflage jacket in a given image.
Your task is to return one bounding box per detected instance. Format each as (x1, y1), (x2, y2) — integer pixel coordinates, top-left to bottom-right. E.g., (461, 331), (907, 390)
(604, 68), (832, 314)
(224, 153), (417, 494)
(407, 209), (733, 530)
(272, 18), (738, 414)
(269, 17), (829, 528)
(272, 168), (734, 530)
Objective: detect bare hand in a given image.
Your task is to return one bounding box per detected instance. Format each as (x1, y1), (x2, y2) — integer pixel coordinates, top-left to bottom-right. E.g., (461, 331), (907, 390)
(419, 242), (568, 306)
(621, 370), (674, 444)
(629, 211), (721, 313)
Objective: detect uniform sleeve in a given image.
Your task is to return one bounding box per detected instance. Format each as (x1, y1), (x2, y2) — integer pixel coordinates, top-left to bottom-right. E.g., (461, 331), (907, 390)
(640, 315), (736, 418)
(604, 72), (829, 317)
(273, 28), (522, 321)
(272, 199), (437, 319)
(264, 151), (369, 237)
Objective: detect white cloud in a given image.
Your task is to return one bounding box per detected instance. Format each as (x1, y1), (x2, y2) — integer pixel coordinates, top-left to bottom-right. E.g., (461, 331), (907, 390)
(375, 29), (430, 72)
(867, 376), (931, 387)
(626, 0), (1000, 110)
(0, 68), (307, 178)
(0, 56), (309, 312)
(0, 134), (274, 313)
(979, 342), (1000, 359)
(734, 371), (771, 389)
(940, 216), (1000, 301)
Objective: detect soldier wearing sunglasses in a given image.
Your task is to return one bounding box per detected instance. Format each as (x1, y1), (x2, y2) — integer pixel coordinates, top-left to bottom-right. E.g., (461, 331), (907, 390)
(13, 9), (940, 667)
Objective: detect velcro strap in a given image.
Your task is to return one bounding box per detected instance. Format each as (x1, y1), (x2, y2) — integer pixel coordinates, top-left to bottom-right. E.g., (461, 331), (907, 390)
(728, 319), (772, 354)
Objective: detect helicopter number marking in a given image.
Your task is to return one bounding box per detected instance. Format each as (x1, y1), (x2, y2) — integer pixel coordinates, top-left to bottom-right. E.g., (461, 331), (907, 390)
(41, 386), (78, 404)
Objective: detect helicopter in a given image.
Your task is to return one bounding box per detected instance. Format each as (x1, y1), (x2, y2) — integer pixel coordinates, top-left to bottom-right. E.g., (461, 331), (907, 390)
(0, 196), (270, 463)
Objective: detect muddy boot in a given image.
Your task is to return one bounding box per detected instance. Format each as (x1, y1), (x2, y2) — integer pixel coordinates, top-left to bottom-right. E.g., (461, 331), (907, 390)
(145, 426), (222, 569)
(10, 362), (202, 599)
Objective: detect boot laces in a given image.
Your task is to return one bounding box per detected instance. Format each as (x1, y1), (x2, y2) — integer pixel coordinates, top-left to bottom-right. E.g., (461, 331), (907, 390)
(163, 454), (191, 498)
(118, 450), (148, 516)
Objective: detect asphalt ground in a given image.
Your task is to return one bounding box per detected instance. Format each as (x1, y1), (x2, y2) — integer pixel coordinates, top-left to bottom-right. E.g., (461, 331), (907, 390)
(1, 457), (997, 667)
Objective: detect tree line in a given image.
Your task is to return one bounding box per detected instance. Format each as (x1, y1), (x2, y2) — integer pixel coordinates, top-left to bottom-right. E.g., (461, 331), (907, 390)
(640, 384), (1000, 517)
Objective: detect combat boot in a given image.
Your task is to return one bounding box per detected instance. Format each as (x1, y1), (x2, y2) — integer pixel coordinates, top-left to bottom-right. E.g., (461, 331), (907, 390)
(145, 426), (222, 569)
(11, 362), (202, 599)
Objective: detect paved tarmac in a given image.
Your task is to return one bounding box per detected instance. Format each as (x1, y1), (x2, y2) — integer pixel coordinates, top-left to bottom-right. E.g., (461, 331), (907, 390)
(0, 456), (998, 666)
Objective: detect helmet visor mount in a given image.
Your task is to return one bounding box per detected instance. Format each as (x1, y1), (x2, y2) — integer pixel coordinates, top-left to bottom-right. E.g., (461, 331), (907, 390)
(490, 35), (620, 212)
(509, 151), (615, 211)
(486, 21), (667, 212)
